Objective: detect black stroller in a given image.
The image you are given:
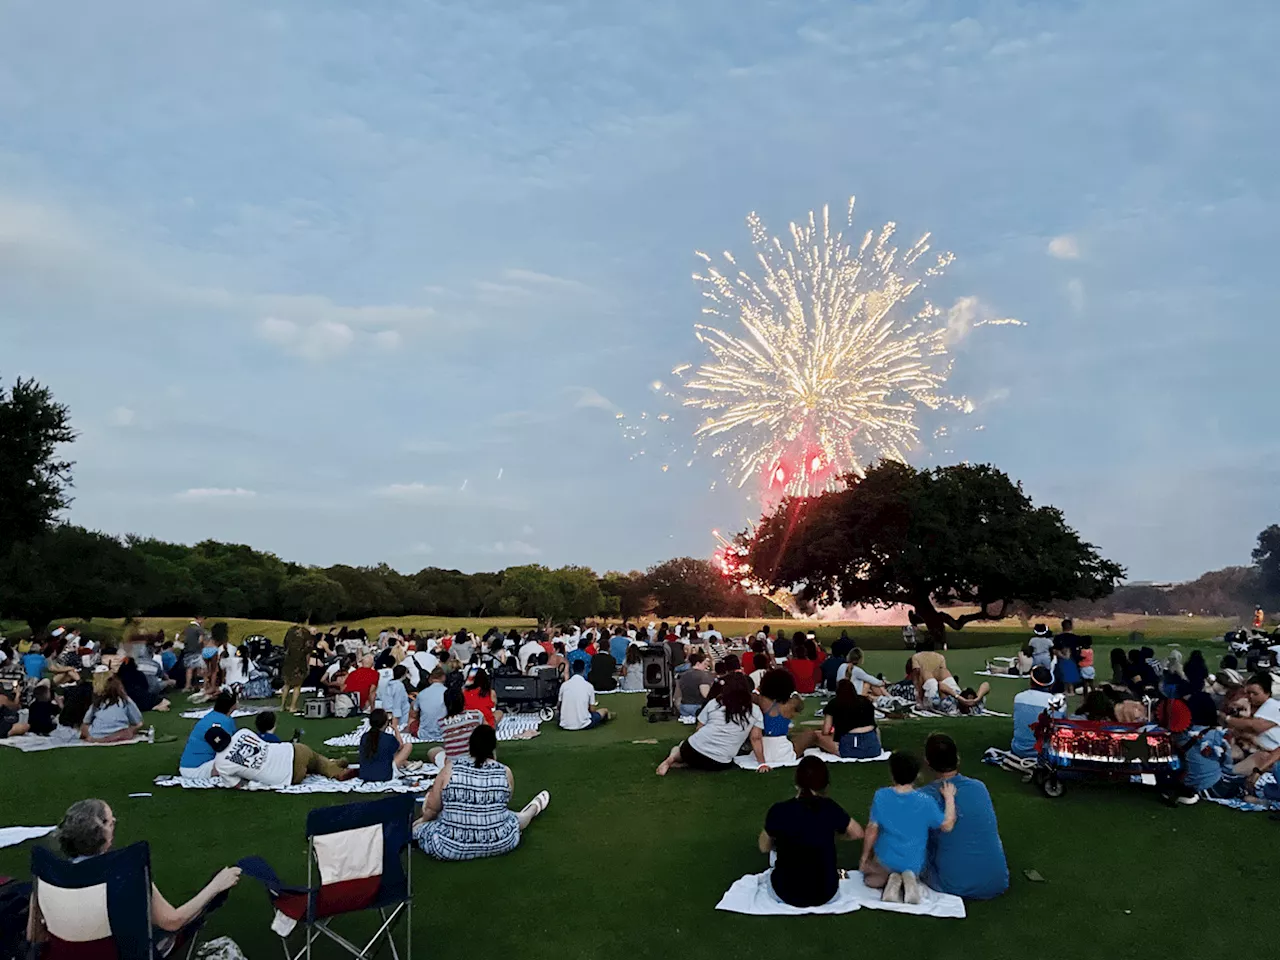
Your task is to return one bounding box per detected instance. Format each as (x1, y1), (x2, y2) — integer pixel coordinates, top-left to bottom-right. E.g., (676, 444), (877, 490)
(495, 666), (561, 722)
(639, 644), (675, 723)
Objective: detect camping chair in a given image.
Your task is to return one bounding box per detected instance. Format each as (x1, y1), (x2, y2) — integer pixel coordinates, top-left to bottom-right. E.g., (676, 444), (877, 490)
(238, 794), (414, 960)
(29, 841), (211, 959)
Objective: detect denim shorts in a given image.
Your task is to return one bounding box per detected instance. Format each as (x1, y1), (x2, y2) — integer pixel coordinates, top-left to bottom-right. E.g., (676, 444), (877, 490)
(838, 730), (882, 759)
(678, 702), (701, 718)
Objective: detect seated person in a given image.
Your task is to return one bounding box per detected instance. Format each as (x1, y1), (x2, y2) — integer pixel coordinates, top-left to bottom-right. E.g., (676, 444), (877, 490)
(558, 660), (610, 730)
(342, 655), (380, 711)
(22, 643), (49, 681)
(911, 642), (960, 707)
(118, 658), (170, 713)
(756, 669), (816, 764)
(759, 756), (864, 907)
(254, 711), (282, 743)
(413, 725), (550, 861)
(81, 676), (144, 743)
(378, 664), (412, 728)
(1175, 693), (1246, 800)
(784, 639), (819, 694)
(837, 648), (886, 697)
(619, 645), (645, 692)
(955, 682), (992, 715)
(588, 645), (618, 692)
(920, 734), (1008, 899)
(565, 642), (592, 678)
(1225, 673), (1280, 776)
(357, 708), (415, 781)
(677, 652), (714, 718)
(860, 752), (956, 903)
(428, 686), (486, 767)
(656, 673), (767, 774)
(816, 680), (882, 759)
(208, 725), (353, 788)
(179, 691), (239, 778)
(1010, 666), (1065, 759)
(28, 799), (241, 957)
(27, 682), (61, 735)
(464, 669), (503, 727)
(320, 654), (355, 696)
(0, 684), (30, 739)
(412, 667), (448, 739)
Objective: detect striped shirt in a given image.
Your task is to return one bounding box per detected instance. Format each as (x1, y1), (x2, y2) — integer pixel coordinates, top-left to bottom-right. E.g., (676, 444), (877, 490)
(440, 710), (484, 760)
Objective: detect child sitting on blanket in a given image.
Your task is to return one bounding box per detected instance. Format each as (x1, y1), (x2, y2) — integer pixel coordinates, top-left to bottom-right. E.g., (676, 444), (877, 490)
(859, 752), (956, 904)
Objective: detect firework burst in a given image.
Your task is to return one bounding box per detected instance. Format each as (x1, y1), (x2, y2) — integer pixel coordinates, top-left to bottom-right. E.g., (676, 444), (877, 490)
(684, 197), (1016, 497)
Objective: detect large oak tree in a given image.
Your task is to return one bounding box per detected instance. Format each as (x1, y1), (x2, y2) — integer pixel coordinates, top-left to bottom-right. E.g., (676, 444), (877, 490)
(744, 461), (1124, 644)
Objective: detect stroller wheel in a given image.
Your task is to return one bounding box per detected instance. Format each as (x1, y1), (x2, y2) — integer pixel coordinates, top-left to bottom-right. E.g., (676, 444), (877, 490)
(1040, 774), (1065, 799)
(538, 706), (554, 722)
(1031, 768), (1047, 787)
(649, 713), (658, 723)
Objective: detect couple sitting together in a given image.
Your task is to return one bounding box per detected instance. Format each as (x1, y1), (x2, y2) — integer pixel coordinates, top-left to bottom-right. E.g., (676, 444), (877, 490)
(759, 734), (1009, 908)
(655, 669), (883, 775)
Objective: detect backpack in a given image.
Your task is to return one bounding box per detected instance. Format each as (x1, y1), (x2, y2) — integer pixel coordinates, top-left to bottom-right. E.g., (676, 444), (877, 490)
(333, 693), (358, 719)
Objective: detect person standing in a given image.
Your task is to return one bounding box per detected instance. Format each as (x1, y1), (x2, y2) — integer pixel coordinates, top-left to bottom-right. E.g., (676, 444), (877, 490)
(181, 616), (212, 691)
(279, 623), (309, 715)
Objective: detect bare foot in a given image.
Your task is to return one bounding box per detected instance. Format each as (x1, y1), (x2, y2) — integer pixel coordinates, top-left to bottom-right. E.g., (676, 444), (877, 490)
(656, 760), (671, 776)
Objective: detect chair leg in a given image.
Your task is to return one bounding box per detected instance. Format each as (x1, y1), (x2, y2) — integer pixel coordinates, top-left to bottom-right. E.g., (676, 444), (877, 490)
(383, 909), (401, 960)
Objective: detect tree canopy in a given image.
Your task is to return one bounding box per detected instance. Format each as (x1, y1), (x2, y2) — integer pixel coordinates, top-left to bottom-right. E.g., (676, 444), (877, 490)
(743, 461), (1125, 642)
(0, 376), (75, 551)
(1253, 524), (1280, 600)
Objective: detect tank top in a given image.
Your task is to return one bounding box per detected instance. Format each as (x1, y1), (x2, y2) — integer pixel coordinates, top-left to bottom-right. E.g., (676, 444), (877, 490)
(762, 703), (792, 737)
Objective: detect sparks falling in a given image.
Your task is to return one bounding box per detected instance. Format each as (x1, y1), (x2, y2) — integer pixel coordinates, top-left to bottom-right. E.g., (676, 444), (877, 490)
(685, 197), (1017, 497)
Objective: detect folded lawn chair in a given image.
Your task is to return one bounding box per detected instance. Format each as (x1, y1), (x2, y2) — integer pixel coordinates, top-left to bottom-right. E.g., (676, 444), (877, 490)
(238, 794), (414, 960)
(30, 841), (213, 959)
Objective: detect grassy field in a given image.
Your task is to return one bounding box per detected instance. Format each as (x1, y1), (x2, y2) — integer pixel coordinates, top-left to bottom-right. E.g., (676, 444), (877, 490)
(1, 639), (1271, 959)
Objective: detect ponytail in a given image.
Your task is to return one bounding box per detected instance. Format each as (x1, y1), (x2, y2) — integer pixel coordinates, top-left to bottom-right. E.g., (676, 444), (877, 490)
(363, 708), (388, 760)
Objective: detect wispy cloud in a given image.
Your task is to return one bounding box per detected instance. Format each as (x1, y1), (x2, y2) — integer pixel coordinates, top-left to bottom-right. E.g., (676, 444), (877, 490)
(484, 540), (541, 557)
(257, 316), (355, 361)
(374, 482), (527, 511)
(176, 487), (257, 501)
(566, 386), (619, 413)
(109, 406), (136, 427)
(1048, 235), (1081, 260)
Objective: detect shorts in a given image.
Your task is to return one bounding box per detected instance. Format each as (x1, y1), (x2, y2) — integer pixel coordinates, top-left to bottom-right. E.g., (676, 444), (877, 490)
(1080, 666), (1096, 680)
(923, 676), (960, 699)
(679, 739), (734, 771)
(586, 711), (606, 729)
(678, 702), (702, 718)
(183, 653), (204, 670)
(180, 760), (216, 779)
(838, 730), (883, 759)
(761, 734), (798, 766)
(1253, 772), (1280, 802)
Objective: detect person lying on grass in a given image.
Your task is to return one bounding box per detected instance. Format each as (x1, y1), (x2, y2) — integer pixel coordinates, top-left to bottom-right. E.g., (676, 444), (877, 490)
(413, 724), (550, 861)
(759, 755), (864, 908)
(81, 675), (144, 743)
(859, 751), (956, 904)
(27, 798), (241, 958)
(657, 672), (768, 775)
(207, 724), (354, 788)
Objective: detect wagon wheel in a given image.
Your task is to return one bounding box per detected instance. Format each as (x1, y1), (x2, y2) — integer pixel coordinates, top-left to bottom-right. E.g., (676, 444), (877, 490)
(538, 706), (554, 722)
(649, 713), (659, 723)
(641, 706), (649, 717)
(1040, 774), (1065, 799)
(1031, 768), (1047, 787)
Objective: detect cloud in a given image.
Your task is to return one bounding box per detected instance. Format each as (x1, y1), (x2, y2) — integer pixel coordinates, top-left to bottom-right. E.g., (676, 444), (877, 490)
(944, 296), (1021, 343)
(1048, 235), (1081, 259)
(566, 386), (619, 412)
(407, 541), (434, 556)
(485, 540), (541, 557)
(257, 316), (356, 361)
(374, 482), (527, 511)
(400, 438), (454, 455)
(176, 487), (257, 500)
(1066, 278), (1086, 316)
(109, 406), (136, 427)
(372, 330), (402, 352)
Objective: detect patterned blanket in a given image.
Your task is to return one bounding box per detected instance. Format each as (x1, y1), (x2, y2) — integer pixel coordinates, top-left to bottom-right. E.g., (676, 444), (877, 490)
(153, 772), (435, 795)
(323, 713), (543, 747)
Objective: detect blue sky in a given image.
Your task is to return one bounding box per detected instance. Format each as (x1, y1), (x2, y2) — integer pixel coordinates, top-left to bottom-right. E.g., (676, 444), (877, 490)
(2, 0), (1276, 582)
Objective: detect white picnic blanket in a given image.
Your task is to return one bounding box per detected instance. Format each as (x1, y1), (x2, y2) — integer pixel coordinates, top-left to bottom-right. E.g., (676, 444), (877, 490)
(0, 733), (150, 752)
(0, 825), (56, 849)
(911, 707), (1012, 719)
(973, 671), (1028, 680)
(716, 869), (965, 918)
(735, 748), (891, 771)
(323, 714), (543, 748)
(153, 772), (435, 795)
(595, 688), (645, 695)
(180, 707), (271, 720)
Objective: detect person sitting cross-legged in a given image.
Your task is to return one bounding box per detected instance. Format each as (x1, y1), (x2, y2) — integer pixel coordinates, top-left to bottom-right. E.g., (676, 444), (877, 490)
(413, 724), (550, 861)
(559, 659), (610, 730)
(860, 751), (957, 904)
(27, 798), (241, 958)
(81, 676), (144, 743)
(357, 708), (417, 782)
(919, 733), (1009, 900)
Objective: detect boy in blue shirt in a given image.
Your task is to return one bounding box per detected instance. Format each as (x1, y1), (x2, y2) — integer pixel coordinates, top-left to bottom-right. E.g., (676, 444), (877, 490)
(255, 711), (283, 743)
(860, 751), (956, 904)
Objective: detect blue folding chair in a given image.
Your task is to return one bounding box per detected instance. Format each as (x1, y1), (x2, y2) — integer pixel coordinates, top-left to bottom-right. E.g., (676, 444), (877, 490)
(239, 794), (414, 960)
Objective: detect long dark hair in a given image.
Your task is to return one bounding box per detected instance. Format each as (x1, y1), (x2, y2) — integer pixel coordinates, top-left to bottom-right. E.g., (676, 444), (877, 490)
(363, 708), (389, 759)
(833, 678), (858, 706)
(717, 672), (754, 726)
(469, 669), (491, 697)
(469, 723), (497, 767)
(443, 685), (465, 718)
(795, 755), (829, 801)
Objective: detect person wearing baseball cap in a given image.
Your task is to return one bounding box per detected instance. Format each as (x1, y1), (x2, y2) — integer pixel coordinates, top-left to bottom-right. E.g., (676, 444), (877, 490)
(1010, 665), (1065, 759)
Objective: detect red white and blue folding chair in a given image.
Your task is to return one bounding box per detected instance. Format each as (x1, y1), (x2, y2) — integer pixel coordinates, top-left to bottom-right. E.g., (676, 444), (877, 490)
(239, 794), (414, 960)
(30, 841), (210, 960)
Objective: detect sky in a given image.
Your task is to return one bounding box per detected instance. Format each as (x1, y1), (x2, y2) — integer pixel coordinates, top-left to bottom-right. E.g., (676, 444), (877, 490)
(2, 0), (1277, 583)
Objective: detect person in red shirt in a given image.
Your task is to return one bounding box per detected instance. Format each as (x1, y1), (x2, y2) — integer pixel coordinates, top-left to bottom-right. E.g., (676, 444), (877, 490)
(343, 655), (381, 711)
(785, 639), (819, 694)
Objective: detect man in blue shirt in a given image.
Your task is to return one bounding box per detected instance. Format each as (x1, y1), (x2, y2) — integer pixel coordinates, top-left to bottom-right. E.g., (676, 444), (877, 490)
(609, 628), (630, 669)
(860, 752), (956, 904)
(920, 733), (1009, 899)
(1010, 666), (1065, 758)
(179, 690), (237, 778)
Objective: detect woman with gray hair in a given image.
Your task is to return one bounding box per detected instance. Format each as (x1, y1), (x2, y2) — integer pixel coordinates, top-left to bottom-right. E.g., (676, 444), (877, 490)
(26, 798), (241, 955)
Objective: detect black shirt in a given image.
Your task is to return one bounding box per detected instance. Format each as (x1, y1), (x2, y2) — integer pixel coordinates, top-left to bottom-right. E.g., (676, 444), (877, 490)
(831, 636), (854, 661)
(823, 696), (876, 738)
(28, 700), (60, 736)
(765, 796), (852, 907)
(0, 703), (18, 737)
(588, 653), (617, 691)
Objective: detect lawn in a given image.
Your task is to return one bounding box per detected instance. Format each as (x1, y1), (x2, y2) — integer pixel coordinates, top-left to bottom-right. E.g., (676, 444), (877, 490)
(3, 639), (1272, 957)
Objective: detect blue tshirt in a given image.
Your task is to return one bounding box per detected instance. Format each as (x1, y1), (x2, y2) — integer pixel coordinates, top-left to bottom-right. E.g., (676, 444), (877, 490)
(180, 711), (235, 769)
(22, 653), (47, 678)
(609, 636), (629, 666)
(1011, 689), (1063, 758)
(918, 774), (1009, 899)
(869, 787), (944, 875)
(160, 650), (177, 671)
(358, 731), (398, 782)
(1175, 727), (1232, 790)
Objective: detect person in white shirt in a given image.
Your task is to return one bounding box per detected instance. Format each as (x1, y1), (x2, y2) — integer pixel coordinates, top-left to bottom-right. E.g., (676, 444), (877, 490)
(836, 648), (887, 697)
(699, 623), (723, 642)
(1226, 673), (1280, 776)
(207, 726), (352, 788)
(404, 649), (439, 689)
(656, 673), (768, 774)
(518, 637), (546, 672)
(558, 660), (610, 730)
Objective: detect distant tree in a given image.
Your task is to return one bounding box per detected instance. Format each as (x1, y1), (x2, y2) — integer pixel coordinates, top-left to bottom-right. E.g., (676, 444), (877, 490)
(644, 557), (731, 619)
(497, 564), (605, 625)
(601, 570), (651, 621)
(1253, 524), (1280, 600)
(279, 572), (348, 624)
(744, 461), (1125, 645)
(0, 525), (146, 632)
(0, 376), (75, 550)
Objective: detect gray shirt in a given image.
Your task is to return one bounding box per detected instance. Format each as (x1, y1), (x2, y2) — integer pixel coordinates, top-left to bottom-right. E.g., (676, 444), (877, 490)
(84, 699), (143, 738)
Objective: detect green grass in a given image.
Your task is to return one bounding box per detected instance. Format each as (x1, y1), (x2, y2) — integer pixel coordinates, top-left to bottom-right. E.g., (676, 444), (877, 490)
(1, 639), (1272, 959)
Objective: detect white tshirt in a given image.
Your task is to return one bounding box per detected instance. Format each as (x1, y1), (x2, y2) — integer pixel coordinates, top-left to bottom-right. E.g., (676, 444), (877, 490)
(518, 641), (545, 670)
(688, 701), (764, 764)
(847, 665), (881, 695)
(558, 675), (598, 730)
(214, 729), (294, 788)
(1254, 697), (1280, 751)
(404, 650), (439, 686)
(700, 630), (723, 641)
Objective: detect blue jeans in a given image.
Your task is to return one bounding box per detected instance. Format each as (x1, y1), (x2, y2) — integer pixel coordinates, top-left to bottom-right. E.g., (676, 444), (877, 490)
(679, 702), (701, 718)
(838, 730), (882, 759)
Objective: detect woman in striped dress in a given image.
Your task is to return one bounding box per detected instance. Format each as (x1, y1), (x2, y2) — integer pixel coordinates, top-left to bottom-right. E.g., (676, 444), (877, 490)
(413, 725), (549, 861)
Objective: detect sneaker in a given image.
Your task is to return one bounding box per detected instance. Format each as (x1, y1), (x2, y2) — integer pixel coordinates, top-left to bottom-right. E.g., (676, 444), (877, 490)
(902, 871), (922, 904)
(1175, 793), (1199, 806)
(882, 873), (903, 903)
